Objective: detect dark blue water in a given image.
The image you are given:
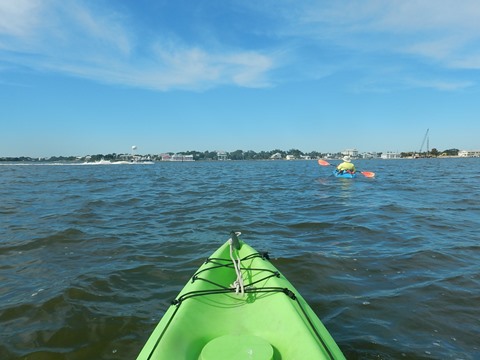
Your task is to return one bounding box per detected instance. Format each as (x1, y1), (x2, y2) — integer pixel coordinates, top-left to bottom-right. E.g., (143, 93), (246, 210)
(1, 159), (479, 359)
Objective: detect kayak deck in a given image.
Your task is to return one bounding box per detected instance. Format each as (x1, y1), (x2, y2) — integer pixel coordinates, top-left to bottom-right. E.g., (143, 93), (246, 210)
(333, 170), (357, 178)
(137, 234), (345, 359)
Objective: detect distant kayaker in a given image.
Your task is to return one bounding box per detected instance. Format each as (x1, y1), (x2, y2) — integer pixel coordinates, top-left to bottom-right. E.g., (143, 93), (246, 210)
(337, 156), (356, 173)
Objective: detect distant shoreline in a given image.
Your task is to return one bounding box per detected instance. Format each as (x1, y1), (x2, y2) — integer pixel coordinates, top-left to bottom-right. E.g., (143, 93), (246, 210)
(0, 148), (465, 162)
(1, 155), (477, 164)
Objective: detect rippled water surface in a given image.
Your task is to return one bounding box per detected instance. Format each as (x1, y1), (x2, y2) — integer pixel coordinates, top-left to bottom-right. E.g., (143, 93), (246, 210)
(1, 159), (479, 359)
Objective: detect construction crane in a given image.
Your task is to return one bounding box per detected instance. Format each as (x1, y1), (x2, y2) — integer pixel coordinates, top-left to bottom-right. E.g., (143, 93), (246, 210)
(419, 128), (429, 156)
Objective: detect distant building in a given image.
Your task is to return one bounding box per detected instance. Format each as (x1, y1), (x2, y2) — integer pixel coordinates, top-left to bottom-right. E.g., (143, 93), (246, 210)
(270, 152), (282, 160)
(170, 154), (194, 161)
(381, 151), (401, 159)
(342, 149), (358, 158)
(286, 155), (295, 160)
(361, 152), (380, 159)
(458, 150), (480, 157)
(217, 151), (228, 161)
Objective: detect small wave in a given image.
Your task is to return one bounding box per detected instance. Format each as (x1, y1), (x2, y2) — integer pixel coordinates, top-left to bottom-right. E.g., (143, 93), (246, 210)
(0, 228), (86, 253)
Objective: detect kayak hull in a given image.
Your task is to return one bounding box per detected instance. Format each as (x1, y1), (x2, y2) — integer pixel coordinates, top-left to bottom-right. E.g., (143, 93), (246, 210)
(137, 237), (345, 360)
(333, 170), (357, 178)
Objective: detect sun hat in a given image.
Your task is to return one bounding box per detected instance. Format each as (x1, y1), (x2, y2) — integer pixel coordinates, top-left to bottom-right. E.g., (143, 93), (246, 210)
(342, 156), (351, 162)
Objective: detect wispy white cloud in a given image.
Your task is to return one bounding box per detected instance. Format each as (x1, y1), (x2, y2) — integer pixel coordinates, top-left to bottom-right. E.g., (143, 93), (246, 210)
(0, 0), (276, 90)
(407, 77), (474, 91)
(0, 1), (133, 66)
(1, 0), (479, 92)
(291, 1), (480, 58)
(262, 0), (480, 90)
(0, 0), (42, 38)
(146, 43), (273, 90)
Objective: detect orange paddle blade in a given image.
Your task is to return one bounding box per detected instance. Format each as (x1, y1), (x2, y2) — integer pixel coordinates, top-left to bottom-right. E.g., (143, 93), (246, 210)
(318, 159), (331, 166)
(361, 171), (375, 178)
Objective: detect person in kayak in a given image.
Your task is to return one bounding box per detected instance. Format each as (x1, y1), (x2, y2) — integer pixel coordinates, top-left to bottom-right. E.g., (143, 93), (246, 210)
(337, 156), (356, 174)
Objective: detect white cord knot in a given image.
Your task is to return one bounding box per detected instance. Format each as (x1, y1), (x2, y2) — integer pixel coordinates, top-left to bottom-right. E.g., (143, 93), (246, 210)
(229, 234), (245, 296)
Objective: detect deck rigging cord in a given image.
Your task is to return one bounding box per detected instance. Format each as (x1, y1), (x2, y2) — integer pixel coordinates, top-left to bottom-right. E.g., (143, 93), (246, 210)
(229, 231), (245, 295)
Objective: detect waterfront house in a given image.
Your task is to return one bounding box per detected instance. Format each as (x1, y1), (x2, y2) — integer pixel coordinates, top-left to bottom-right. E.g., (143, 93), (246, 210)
(458, 150), (480, 157)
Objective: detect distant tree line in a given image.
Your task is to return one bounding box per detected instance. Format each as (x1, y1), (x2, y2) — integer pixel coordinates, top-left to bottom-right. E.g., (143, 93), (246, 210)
(0, 149), (327, 162)
(0, 148), (461, 162)
(400, 148), (459, 158)
(180, 149), (325, 161)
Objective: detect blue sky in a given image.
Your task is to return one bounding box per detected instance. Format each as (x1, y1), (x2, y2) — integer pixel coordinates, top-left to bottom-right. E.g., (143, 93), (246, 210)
(1, 0), (479, 157)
